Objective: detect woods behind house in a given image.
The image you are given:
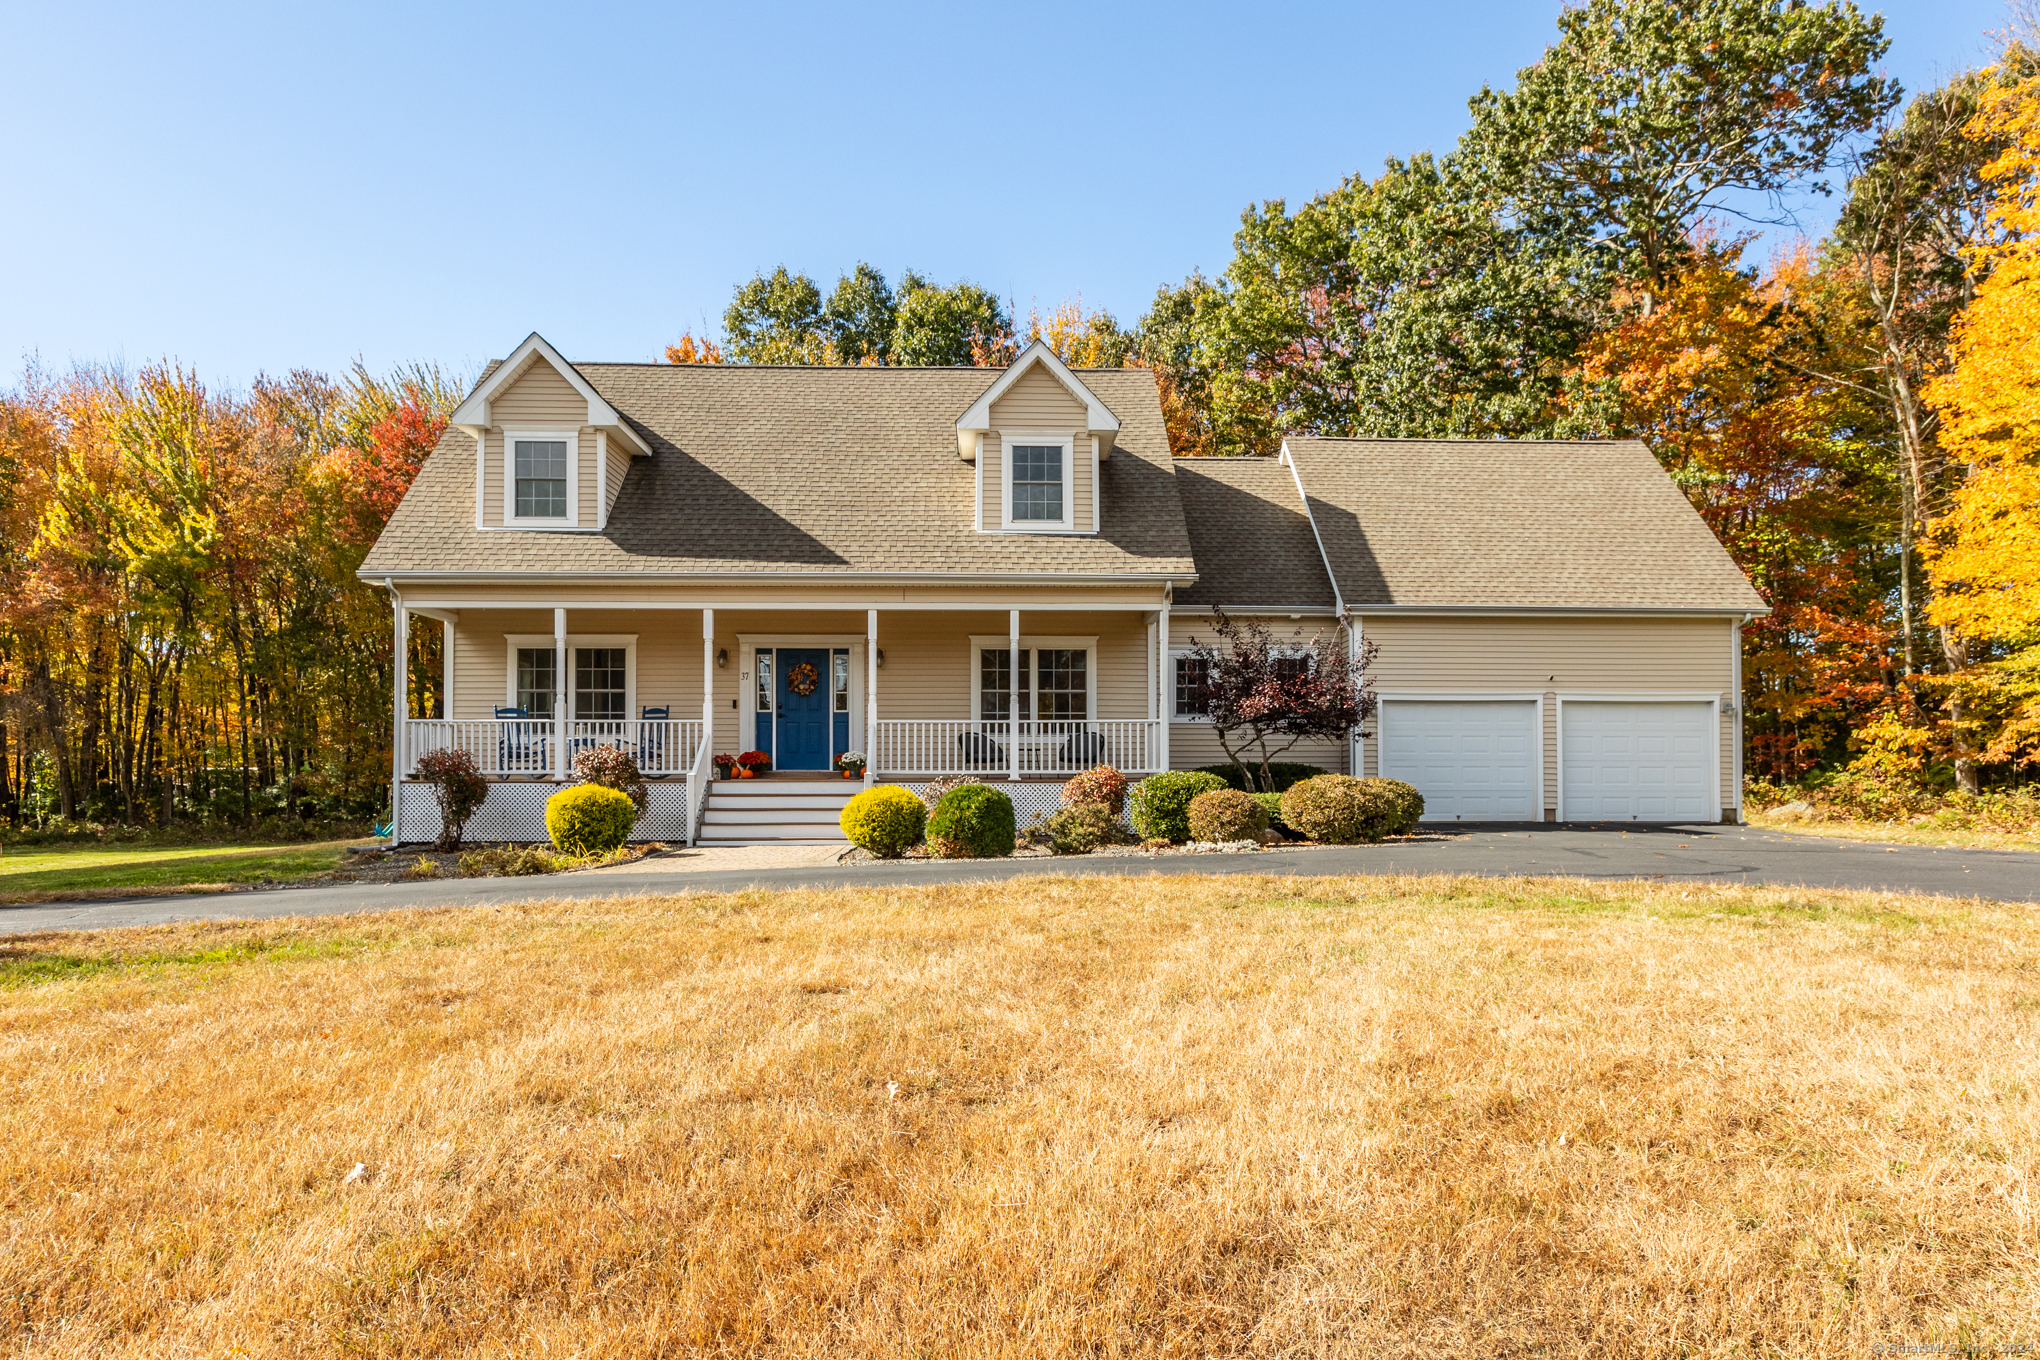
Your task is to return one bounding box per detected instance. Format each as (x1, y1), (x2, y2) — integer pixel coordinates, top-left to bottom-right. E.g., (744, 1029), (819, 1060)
(5, 0), (2039, 832)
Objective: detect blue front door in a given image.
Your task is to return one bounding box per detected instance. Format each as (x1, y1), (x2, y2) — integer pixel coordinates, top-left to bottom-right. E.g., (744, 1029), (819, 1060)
(776, 648), (832, 770)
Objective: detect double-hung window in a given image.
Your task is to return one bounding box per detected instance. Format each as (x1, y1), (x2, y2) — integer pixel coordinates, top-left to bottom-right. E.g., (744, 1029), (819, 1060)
(1001, 435), (1074, 531)
(574, 647), (628, 721)
(972, 636), (1095, 727)
(516, 647), (557, 718)
(1174, 655), (1211, 719)
(505, 432), (575, 525)
(505, 635), (635, 723)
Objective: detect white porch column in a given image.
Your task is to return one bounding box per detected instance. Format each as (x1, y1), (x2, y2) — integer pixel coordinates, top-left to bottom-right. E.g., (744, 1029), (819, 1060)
(865, 609), (878, 788)
(391, 589), (406, 841)
(441, 619), (454, 719)
(702, 608), (716, 764)
(553, 607), (568, 779)
(1155, 597), (1170, 772)
(1008, 608), (1021, 781)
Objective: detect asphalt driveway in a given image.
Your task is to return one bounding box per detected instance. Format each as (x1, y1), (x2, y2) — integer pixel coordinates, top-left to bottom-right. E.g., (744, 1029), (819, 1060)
(2, 822), (2032, 935)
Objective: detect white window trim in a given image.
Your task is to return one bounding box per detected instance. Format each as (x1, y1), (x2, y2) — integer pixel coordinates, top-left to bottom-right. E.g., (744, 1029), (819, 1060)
(1167, 642), (1318, 723)
(503, 634), (637, 718)
(999, 432), (1076, 533)
(967, 634), (1098, 722)
(503, 429), (580, 528)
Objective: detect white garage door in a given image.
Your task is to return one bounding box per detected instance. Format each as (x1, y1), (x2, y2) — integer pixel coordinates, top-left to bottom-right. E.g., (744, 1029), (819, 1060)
(1561, 701), (1716, 822)
(1378, 699), (1539, 821)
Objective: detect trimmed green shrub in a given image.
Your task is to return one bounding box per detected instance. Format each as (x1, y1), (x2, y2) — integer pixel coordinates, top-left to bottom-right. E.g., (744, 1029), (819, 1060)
(1194, 762), (1328, 794)
(545, 783), (636, 855)
(1279, 774), (1395, 844)
(1366, 778), (1425, 833)
(1045, 802), (1117, 855)
(1250, 791), (1288, 833)
(917, 775), (985, 812)
(1128, 770), (1229, 843)
(928, 783), (1016, 858)
(840, 785), (927, 858)
(1187, 788), (1270, 843)
(1061, 765), (1128, 815)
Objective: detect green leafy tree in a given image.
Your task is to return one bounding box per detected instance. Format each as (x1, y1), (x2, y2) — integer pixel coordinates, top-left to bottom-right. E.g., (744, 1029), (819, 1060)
(1460, 0), (1898, 295)
(724, 267), (828, 364)
(824, 262), (896, 364)
(891, 276), (1014, 366)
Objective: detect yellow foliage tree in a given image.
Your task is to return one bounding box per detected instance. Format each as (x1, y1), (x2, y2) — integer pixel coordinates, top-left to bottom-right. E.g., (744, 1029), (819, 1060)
(1923, 69), (2040, 646)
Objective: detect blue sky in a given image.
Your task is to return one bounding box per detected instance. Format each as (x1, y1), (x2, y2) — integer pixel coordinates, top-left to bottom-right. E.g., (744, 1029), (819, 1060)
(0, 0), (2014, 388)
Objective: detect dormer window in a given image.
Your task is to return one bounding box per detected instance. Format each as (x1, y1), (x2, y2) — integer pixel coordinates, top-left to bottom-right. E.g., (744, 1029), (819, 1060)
(504, 430), (577, 526)
(1011, 443), (1064, 522)
(515, 440), (568, 518)
(1002, 433), (1074, 531)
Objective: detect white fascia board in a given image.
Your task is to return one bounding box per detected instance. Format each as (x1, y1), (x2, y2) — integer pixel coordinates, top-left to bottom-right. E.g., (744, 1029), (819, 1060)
(449, 332), (651, 456)
(954, 341), (1121, 451)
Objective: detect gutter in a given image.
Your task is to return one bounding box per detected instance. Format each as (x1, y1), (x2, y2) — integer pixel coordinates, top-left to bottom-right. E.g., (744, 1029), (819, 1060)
(355, 568), (1199, 588)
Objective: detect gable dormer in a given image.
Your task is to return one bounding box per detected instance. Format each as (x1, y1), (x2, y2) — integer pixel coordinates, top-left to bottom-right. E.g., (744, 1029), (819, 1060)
(957, 342), (1121, 535)
(450, 333), (650, 532)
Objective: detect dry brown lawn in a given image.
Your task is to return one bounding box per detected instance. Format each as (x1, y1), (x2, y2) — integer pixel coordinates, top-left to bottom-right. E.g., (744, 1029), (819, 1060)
(1, 874), (2035, 1357)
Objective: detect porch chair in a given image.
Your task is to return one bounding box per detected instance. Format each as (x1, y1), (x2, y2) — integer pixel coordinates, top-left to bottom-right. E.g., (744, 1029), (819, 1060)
(957, 730), (1006, 770)
(495, 705), (544, 774)
(638, 706), (669, 774)
(1058, 728), (1107, 768)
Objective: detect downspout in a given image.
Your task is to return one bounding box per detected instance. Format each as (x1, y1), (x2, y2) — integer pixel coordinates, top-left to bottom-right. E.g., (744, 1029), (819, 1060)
(1732, 613), (1749, 824)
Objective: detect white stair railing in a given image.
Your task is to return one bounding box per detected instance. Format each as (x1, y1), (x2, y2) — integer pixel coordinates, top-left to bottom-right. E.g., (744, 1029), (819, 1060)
(684, 730), (714, 846)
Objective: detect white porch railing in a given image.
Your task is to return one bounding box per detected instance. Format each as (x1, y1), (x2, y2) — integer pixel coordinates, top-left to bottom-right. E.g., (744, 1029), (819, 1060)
(873, 719), (1162, 777)
(401, 719), (703, 777)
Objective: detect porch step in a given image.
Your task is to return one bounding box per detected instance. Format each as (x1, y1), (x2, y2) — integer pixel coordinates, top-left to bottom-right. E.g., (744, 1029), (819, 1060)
(695, 776), (863, 845)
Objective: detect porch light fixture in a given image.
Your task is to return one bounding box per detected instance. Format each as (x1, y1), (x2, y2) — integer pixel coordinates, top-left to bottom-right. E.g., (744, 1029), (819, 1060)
(876, 649), (885, 668)
(716, 648), (728, 668)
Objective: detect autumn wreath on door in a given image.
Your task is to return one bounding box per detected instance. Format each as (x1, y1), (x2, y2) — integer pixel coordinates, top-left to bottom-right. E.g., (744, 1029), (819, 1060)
(786, 661), (821, 697)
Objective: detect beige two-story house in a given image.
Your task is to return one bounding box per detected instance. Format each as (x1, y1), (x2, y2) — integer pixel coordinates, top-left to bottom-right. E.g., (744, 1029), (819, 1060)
(362, 332), (1765, 844)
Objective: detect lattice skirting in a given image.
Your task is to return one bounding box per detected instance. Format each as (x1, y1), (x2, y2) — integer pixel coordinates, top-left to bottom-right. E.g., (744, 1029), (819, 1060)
(890, 781), (1073, 827)
(396, 781), (695, 845)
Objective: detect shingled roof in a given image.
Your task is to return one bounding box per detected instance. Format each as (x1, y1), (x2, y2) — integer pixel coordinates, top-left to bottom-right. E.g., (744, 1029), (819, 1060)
(361, 363), (1194, 581)
(1283, 437), (1767, 612)
(1171, 457), (1336, 609)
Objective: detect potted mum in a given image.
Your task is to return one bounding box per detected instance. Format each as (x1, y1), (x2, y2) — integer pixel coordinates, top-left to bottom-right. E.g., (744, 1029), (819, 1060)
(735, 750), (772, 778)
(711, 753), (738, 779)
(835, 750), (866, 779)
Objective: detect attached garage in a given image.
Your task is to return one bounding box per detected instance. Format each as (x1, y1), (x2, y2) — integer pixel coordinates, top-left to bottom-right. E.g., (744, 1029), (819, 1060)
(1378, 697), (1541, 822)
(1560, 699), (1718, 823)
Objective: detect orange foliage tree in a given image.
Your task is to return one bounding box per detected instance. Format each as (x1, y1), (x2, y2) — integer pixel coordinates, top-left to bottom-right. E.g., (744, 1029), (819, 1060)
(1562, 246), (1900, 779)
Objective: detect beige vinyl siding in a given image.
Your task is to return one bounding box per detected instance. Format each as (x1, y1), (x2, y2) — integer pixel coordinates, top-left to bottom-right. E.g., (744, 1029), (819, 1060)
(448, 609), (703, 723)
(980, 439), (1002, 527)
(603, 439), (631, 522)
(1168, 613), (1349, 776)
(1356, 614), (1737, 814)
(489, 359), (594, 528)
(989, 362), (1086, 427)
(987, 363), (1093, 533)
(1169, 725), (1348, 776)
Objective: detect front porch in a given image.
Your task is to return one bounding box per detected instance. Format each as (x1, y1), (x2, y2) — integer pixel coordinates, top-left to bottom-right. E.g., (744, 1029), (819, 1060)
(388, 601), (1181, 844)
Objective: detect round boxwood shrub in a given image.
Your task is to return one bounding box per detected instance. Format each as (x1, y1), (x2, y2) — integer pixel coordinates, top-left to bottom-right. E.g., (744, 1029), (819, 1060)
(545, 783), (636, 855)
(928, 783), (1016, 858)
(1128, 770), (1229, 843)
(1279, 774), (1397, 844)
(1045, 802), (1117, 854)
(1187, 788), (1270, 843)
(1366, 778), (1425, 834)
(840, 785), (927, 858)
(1061, 764), (1128, 815)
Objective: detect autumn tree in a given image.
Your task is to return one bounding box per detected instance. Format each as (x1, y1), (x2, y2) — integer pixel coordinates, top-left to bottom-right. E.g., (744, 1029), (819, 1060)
(1922, 67), (2040, 769)
(1180, 610), (1374, 792)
